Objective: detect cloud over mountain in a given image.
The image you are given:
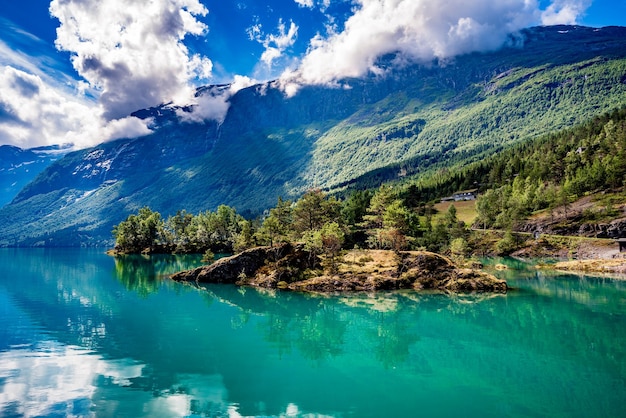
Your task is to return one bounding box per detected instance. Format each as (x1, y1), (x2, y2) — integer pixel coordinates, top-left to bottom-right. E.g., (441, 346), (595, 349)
(0, 0), (600, 149)
(0, 62), (152, 149)
(280, 0), (592, 94)
(50, 0), (213, 121)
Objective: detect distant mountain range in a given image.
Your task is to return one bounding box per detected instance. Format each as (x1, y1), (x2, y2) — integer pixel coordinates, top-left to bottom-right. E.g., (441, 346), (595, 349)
(0, 144), (69, 207)
(1, 25), (626, 247)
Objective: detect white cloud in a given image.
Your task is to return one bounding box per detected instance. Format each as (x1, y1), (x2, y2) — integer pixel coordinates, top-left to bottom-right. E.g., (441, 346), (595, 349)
(294, 0), (332, 12)
(295, 0), (315, 8)
(541, 0), (591, 25)
(177, 75), (257, 123)
(0, 0), (227, 149)
(49, 0), (214, 121)
(248, 19), (299, 68)
(0, 65), (152, 149)
(279, 0), (591, 95)
(0, 21), (153, 149)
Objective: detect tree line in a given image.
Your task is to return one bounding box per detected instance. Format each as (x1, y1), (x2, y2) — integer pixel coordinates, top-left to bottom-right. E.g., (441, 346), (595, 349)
(113, 186), (469, 263)
(395, 107), (626, 229)
(113, 107), (626, 258)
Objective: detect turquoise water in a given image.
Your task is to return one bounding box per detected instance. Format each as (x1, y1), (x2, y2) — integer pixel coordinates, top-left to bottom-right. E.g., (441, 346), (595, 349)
(0, 249), (625, 418)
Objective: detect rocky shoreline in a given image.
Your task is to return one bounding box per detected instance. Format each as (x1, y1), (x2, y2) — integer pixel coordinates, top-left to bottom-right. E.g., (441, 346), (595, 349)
(549, 259), (626, 275)
(170, 243), (508, 293)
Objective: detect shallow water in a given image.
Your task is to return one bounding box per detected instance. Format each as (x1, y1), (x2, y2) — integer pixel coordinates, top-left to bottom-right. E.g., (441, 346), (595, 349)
(0, 249), (625, 417)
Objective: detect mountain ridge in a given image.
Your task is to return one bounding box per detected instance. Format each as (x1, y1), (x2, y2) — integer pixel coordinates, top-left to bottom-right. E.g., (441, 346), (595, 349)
(1, 25), (626, 247)
(0, 144), (70, 207)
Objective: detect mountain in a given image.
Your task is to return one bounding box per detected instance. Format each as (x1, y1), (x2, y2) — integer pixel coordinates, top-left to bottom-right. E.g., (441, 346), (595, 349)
(1, 25), (626, 247)
(0, 144), (68, 207)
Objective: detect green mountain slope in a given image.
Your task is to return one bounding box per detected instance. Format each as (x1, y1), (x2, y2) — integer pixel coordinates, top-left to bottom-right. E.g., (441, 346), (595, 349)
(1, 25), (626, 246)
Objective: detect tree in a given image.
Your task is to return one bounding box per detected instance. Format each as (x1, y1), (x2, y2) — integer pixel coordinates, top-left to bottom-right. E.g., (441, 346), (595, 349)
(233, 220), (255, 253)
(341, 190), (372, 226)
(292, 190), (341, 237)
(476, 189), (500, 229)
(113, 207), (164, 253)
(449, 237), (469, 258)
(362, 184), (396, 229)
(444, 204), (457, 228)
(257, 197), (293, 247)
(163, 210), (194, 250)
(304, 222), (345, 273)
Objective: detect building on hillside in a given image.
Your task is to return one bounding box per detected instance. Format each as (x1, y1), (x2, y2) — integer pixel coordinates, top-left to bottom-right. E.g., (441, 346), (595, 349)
(441, 189), (478, 202)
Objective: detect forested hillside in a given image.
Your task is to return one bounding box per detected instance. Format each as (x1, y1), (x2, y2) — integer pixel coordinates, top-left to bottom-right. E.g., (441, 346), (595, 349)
(111, 107), (626, 260)
(1, 25), (626, 246)
(395, 107), (626, 235)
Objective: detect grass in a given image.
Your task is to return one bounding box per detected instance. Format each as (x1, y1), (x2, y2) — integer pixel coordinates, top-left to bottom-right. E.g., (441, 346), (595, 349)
(433, 200), (478, 225)
(338, 249), (399, 276)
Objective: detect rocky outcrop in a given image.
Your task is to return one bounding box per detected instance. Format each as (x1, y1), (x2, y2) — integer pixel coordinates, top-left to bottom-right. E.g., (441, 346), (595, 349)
(170, 243), (311, 283)
(576, 219), (626, 239)
(550, 259), (626, 274)
(399, 252), (508, 292)
(171, 246), (507, 294)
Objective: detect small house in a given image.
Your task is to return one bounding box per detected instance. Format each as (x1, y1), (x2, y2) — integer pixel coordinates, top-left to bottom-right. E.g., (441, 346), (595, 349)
(441, 189), (478, 203)
(453, 189), (478, 201)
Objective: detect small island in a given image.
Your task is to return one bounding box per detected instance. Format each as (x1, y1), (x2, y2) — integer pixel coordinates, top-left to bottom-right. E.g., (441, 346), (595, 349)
(170, 243), (507, 293)
(109, 188), (509, 294)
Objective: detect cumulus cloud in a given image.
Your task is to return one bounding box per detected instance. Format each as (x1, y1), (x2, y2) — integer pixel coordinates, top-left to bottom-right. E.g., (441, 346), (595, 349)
(248, 18), (299, 68)
(280, 0), (591, 95)
(0, 65), (152, 149)
(541, 0), (591, 25)
(49, 0), (214, 121)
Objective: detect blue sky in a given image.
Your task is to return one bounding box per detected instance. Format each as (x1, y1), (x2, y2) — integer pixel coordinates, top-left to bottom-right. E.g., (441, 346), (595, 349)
(1, 0), (625, 149)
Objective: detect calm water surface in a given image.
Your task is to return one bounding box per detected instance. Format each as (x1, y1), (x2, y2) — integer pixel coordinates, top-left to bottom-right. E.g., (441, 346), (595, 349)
(0, 249), (625, 417)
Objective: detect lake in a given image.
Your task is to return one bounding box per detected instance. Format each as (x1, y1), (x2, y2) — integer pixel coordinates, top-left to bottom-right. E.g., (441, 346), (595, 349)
(0, 249), (625, 417)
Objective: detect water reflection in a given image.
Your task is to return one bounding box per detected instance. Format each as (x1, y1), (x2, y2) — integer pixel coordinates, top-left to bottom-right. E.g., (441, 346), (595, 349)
(0, 342), (145, 417)
(0, 249), (625, 417)
(112, 254), (204, 296)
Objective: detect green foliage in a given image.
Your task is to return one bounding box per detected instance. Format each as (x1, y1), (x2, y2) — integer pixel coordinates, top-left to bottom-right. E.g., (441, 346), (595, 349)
(341, 190), (372, 225)
(233, 220), (255, 253)
(113, 205), (246, 254)
(496, 231), (517, 255)
(460, 108), (626, 229)
(449, 237), (469, 257)
(257, 190), (345, 248)
(303, 221), (345, 273)
(360, 185), (416, 250)
(292, 190), (342, 236)
(113, 207), (163, 253)
(202, 249), (215, 264)
(255, 197), (293, 247)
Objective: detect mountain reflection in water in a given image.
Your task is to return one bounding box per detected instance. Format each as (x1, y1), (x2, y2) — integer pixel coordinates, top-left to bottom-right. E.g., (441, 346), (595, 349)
(0, 249), (624, 417)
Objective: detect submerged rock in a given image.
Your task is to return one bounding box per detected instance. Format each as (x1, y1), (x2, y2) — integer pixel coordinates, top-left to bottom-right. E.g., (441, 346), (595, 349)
(171, 246), (507, 293)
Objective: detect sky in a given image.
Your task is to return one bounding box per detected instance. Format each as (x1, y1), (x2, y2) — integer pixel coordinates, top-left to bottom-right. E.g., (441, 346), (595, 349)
(0, 0), (625, 149)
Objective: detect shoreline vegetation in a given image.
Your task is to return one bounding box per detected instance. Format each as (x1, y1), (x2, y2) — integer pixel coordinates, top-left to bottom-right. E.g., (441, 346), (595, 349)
(108, 110), (626, 284)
